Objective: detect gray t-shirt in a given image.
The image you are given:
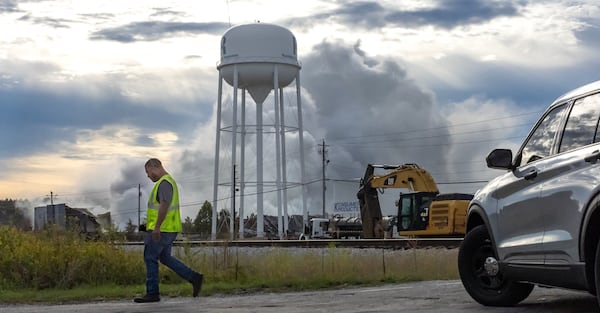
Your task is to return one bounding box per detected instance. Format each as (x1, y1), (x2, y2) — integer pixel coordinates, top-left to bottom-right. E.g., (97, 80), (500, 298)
(157, 180), (173, 205)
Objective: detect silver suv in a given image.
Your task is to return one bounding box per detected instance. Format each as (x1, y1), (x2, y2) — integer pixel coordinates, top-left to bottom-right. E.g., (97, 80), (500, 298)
(459, 80), (600, 307)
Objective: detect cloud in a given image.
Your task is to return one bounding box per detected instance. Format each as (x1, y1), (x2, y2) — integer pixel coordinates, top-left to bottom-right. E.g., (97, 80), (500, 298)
(1, 84), (180, 159)
(52, 155), (198, 229)
(301, 40), (448, 162)
(17, 13), (72, 28)
(408, 51), (600, 114)
(0, 0), (18, 13)
(384, 0), (520, 29)
(574, 15), (600, 50)
(90, 21), (230, 42)
(288, 40), (537, 210)
(285, 0), (521, 30)
(0, 58), (213, 160)
(73, 158), (149, 227)
(149, 7), (186, 18)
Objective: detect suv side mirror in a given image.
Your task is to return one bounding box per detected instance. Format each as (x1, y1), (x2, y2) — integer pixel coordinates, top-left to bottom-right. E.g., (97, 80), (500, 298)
(486, 149), (515, 170)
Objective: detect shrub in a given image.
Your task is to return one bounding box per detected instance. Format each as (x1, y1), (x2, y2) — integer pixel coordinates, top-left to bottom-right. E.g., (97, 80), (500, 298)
(0, 226), (459, 293)
(0, 226), (144, 289)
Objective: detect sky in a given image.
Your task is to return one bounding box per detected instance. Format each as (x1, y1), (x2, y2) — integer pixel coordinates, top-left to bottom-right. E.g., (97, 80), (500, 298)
(2, 0), (600, 227)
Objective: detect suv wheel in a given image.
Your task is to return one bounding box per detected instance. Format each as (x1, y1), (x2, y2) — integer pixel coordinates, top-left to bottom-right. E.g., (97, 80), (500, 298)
(458, 225), (534, 306)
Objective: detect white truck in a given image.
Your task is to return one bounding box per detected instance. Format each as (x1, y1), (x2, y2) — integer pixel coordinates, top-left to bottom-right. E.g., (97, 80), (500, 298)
(298, 216), (363, 240)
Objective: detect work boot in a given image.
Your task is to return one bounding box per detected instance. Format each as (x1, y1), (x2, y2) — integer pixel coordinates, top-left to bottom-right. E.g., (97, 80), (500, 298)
(134, 294), (160, 303)
(191, 273), (204, 297)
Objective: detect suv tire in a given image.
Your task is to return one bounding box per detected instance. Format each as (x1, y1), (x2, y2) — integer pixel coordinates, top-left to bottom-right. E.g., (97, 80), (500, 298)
(458, 225), (534, 306)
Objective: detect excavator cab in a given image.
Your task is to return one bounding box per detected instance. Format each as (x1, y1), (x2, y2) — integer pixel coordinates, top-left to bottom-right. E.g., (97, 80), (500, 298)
(397, 192), (437, 231)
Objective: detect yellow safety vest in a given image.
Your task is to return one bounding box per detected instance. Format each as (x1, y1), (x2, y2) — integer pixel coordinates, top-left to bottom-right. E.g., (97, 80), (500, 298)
(147, 174), (182, 232)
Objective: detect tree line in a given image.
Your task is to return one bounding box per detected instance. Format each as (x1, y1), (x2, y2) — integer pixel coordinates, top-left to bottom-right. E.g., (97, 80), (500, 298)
(0, 198), (247, 240)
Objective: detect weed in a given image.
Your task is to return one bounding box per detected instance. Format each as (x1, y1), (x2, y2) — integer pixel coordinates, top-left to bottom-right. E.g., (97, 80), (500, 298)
(0, 226), (459, 303)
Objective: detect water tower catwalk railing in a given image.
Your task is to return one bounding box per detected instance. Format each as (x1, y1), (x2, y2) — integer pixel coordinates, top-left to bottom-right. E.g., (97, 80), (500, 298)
(213, 23), (307, 240)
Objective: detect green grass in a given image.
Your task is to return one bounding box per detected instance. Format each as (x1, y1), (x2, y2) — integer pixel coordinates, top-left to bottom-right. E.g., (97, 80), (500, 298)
(0, 226), (459, 304)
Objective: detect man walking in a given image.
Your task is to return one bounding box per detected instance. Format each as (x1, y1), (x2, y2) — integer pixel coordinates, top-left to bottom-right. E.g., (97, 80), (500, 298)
(134, 158), (203, 303)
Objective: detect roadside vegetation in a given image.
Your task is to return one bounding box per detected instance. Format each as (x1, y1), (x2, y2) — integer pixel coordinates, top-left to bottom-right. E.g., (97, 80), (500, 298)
(0, 225), (459, 304)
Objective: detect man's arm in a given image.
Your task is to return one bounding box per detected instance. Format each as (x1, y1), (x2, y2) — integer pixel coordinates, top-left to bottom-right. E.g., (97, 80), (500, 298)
(152, 201), (169, 240)
(154, 201), (169, 230)
(152, 180), (173, 239)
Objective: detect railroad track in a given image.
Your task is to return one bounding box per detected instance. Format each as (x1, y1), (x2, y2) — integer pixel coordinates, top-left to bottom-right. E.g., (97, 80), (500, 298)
(125, 238), (463, 249)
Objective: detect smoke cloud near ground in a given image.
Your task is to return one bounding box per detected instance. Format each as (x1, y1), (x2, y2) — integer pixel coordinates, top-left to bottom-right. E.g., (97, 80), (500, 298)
(68, 158), (150, 229)
(299, 40), (453, 214)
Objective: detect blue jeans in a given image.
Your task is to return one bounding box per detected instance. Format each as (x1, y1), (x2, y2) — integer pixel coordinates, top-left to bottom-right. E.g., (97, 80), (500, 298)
(144, 232), (196, 295)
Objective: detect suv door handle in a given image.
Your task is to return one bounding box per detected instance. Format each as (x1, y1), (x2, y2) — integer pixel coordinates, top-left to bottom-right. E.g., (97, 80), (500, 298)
(524, 169), (538, 180)
(585, 150), (600, 163)
(514, 167), (538, 180)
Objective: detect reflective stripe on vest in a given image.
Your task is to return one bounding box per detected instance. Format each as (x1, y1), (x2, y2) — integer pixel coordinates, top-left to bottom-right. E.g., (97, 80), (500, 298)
(147, 174), (182, 232)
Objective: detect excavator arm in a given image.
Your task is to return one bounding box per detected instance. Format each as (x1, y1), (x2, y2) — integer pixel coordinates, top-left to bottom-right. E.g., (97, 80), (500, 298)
(357, 164), (439, 238)
(365, 163), (439, 193)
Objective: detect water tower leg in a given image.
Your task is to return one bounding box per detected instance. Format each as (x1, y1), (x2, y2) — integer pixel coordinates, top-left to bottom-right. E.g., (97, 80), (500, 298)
(230, 65), (239, 241)
(239, 90), (246, 239)
(295, 72), (308, 229)
(273, 64), (283, 239)
(279, 87), (289, 238)
(212, 73), (224, 240)
(256, 101), (264, 238)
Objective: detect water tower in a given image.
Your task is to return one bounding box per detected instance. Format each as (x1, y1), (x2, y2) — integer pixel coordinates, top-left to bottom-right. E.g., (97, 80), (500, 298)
(212, 23), (307, 239)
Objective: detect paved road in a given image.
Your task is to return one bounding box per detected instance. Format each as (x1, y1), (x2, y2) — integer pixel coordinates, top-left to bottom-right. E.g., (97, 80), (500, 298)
(1, 280), (598, 313)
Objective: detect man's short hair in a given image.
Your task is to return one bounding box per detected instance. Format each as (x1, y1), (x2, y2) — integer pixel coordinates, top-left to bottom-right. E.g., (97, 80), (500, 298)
(145, 158), (162, 168)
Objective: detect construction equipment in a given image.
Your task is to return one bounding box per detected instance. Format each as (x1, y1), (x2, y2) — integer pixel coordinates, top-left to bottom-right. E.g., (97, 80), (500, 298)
(357, 164), (472, 238)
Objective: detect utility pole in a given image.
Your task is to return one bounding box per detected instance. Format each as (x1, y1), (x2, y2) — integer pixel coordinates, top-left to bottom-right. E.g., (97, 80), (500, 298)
(137, 184), (141, 230)
(318, 139), (329, 217)
(46, 191), (57, 225)
(232, 164), (236, 240)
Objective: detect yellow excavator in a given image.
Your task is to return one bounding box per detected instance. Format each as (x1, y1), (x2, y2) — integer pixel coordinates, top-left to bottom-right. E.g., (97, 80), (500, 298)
(357, 163), (472, 239)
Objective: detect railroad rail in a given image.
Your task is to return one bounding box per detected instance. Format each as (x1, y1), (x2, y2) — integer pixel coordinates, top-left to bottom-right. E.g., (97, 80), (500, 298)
(124, 238), (463, 249)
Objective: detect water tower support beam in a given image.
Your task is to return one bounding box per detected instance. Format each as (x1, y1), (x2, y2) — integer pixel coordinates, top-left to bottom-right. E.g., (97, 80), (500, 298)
(296, 72), (308, 228)
(239, 89), (246, 239)
(230, 65), (239, 241)
(273, 64), (283, 239)
(279, 87), (289, 236)
(212, 72), (224, 240)
(256, 98), (264, 238)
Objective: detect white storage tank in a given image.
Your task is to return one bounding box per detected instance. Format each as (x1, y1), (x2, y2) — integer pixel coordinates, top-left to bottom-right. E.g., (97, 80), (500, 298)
(217, 23), (301, 104)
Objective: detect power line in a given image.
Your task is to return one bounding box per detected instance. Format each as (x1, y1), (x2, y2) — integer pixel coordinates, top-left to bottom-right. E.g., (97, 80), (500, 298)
(327, 110), (542, 141)
(338, 135), (525, 149)
(332, 123), (531, 146)
(180, 178), (323, 208)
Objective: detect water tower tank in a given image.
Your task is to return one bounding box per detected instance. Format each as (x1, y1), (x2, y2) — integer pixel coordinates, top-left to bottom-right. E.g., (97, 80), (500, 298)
(217, 23), (301, 104)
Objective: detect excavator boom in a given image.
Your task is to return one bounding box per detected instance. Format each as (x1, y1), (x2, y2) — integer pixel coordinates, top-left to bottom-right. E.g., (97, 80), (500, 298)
(364, 164), (439, 193)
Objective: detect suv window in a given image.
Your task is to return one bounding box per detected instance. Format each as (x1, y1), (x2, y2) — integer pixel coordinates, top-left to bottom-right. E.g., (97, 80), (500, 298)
(558, 93), (600, 153)
(518, 103), (567, 167)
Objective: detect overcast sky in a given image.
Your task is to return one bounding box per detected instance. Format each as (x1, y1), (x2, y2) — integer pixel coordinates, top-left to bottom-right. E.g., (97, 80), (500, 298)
(2, 0), (599, 226)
